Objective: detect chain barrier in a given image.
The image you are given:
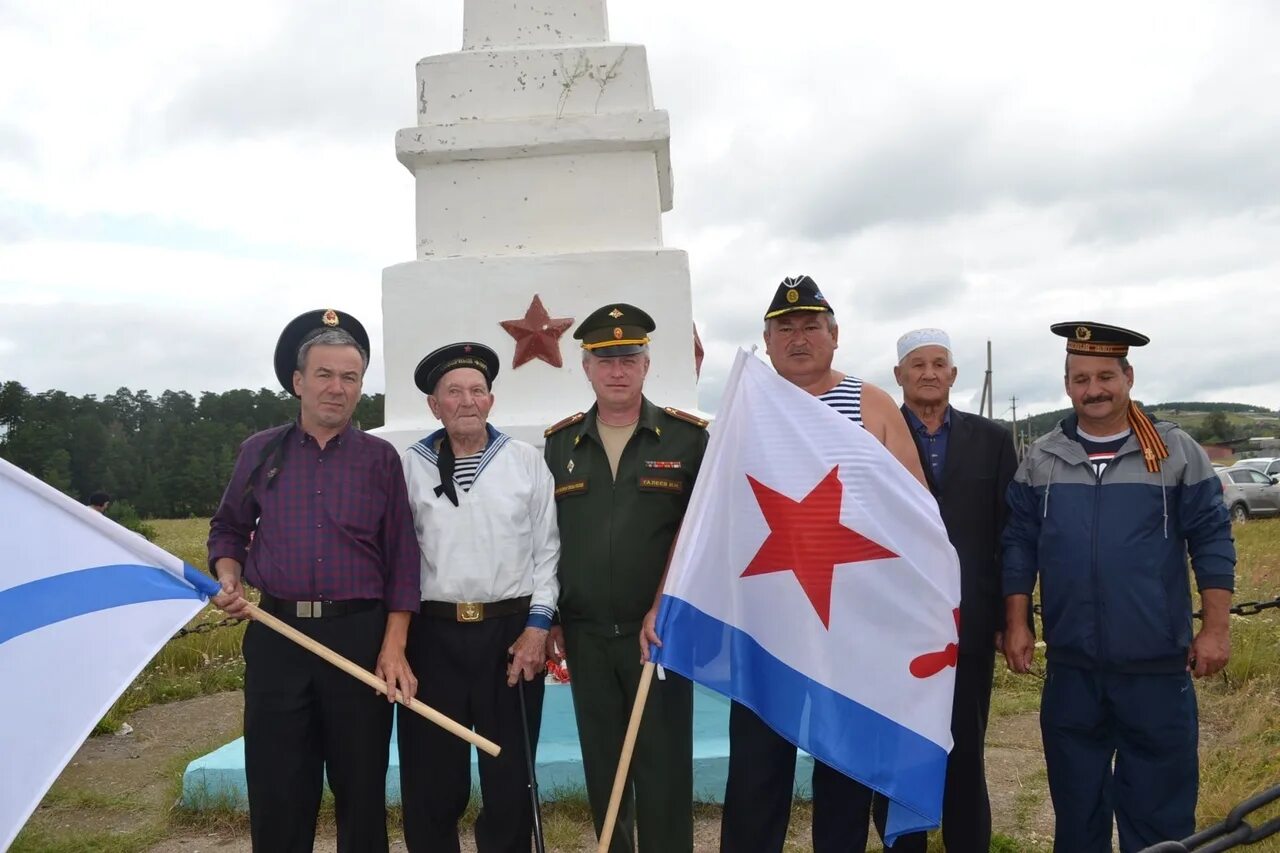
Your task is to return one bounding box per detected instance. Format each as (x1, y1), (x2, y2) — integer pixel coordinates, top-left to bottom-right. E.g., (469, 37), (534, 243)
(1031, 595), (1280, 620)
(1139, 783), (1280, 852)
(171, 614), (245, 639)
(1201, 596), (1280, 619)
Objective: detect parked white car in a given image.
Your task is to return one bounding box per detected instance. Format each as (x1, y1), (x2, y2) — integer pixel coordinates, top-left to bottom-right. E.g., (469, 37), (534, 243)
(1217, 465), (1280, 523)
(1237, 457), (1280, 479)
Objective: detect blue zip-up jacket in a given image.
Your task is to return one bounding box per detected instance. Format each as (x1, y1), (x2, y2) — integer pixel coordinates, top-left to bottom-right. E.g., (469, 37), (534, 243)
(1002, 415), (1234, 673)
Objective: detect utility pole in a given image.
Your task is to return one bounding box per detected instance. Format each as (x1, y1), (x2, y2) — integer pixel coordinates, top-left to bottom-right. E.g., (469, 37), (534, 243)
(1010, 395), (1020, 457)
(988, 341), (994, 419)
(979, 339), (994, 419)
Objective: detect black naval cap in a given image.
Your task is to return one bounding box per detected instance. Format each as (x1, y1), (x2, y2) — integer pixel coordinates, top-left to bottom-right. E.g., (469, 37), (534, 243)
(573, 303), (655, 357)
(273, 308), (371, 396)
(414, 342), (500, 395)
(763, 275), (834, 320)
(1051, 321), (1150, 358)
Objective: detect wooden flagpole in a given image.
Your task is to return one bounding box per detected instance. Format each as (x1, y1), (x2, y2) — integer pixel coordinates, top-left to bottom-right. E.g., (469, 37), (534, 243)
(246, 602), (501, 757)
(596, 661), (656, 853)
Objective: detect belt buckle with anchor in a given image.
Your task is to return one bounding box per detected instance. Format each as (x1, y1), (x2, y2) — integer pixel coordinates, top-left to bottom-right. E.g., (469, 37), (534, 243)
(456, 602), (484, 623)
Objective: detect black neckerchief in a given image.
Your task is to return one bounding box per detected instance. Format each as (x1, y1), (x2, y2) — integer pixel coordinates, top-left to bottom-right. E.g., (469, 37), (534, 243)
(434, 437), (459, 507)
(242, 424), (293, 505)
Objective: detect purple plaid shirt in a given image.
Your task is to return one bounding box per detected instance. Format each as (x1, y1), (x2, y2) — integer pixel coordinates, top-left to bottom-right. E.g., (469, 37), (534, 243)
(208, 421), (420, 612)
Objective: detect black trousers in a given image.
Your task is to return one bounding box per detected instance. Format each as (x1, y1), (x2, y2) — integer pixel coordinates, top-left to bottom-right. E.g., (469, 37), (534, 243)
(721, 700), (881, 853)
(398, 611), (544, 853)
(243, 603), (393, 853)
(876, 650), (996, 851)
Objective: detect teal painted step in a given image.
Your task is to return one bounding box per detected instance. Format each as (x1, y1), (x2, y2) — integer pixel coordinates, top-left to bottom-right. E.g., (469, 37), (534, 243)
(182, 683), (814, 809)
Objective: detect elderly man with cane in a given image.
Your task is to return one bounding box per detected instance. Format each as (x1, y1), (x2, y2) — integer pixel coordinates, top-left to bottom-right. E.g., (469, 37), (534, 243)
(399, 342), (560, 853)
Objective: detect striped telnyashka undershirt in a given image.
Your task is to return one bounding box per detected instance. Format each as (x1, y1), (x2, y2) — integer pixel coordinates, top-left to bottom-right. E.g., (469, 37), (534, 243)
(818, 376), (864, 425)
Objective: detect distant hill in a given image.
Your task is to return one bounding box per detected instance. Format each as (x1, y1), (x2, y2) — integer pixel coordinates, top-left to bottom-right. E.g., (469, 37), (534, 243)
(1000, 402), (1280, 447)
(1154, 402), (1272, 414)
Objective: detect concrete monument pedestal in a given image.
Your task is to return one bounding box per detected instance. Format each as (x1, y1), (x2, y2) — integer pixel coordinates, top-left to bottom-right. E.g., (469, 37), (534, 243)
(375, 0), (699, 451)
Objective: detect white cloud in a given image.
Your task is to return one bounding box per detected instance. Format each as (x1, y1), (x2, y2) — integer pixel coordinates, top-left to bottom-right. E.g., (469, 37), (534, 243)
(1, 0), (1278, 419)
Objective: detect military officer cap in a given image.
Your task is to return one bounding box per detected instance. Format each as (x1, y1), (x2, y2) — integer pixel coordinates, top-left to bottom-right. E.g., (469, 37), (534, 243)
(1051, 321), (1150, 358)
(273, 308), (370, 396)
(574, 303), (655, 357)
(414, 341), (500, 394)
(763, 275), (834, 320)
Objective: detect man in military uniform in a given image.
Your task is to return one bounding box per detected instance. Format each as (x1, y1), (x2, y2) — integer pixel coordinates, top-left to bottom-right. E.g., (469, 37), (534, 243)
(544, 304), (708, 853)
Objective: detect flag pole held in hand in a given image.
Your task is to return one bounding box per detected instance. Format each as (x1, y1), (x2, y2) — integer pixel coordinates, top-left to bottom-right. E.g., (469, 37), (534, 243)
(596, 660), (656, 853)
(246, 602), (500, 756)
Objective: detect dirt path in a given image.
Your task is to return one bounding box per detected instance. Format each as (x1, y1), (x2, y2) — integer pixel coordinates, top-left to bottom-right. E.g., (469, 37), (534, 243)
(19, 692), (1054, 852)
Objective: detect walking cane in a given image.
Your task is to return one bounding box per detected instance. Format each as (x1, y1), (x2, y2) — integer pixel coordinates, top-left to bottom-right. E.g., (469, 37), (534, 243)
(514, 659), (547, 853)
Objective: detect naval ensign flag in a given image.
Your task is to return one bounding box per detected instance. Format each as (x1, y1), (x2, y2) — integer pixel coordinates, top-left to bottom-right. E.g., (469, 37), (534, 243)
(0, 458), (220, 850)
(653, 349), (961, 843)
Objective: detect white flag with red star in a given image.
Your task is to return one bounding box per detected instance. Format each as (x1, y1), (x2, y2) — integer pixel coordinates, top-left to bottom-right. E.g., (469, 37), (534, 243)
(653, 349), (961, 843)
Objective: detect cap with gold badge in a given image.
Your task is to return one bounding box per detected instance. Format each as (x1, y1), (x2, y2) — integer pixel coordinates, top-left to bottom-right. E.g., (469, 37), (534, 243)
(573, 303), (655, 357)
(1051, 320), (1168, 473)
(273, 308), (370, 397)
(763, 275), (833, 320)
(1051, 321), (1150, 357)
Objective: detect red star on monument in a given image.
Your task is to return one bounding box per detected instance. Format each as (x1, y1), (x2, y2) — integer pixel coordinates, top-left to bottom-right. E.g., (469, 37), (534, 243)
(742, 466), (899, 628)
(499, 294), (574, 369)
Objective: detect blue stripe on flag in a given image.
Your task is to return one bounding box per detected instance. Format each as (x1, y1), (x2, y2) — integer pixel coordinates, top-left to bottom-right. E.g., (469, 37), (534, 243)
(0, 563), (214, 646)
(653, 594), (946, 843)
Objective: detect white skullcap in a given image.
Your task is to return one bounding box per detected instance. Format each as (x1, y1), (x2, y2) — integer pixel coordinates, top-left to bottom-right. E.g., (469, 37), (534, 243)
(896, 328), (952, 363)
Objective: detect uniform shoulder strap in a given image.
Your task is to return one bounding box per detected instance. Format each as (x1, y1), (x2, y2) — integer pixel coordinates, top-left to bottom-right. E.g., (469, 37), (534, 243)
(663, 407), (709, 429)
(545, 412), (586, 438)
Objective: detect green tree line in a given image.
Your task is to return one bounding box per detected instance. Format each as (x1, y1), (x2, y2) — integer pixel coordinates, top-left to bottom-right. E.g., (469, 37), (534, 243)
(0, 381), (384, 518)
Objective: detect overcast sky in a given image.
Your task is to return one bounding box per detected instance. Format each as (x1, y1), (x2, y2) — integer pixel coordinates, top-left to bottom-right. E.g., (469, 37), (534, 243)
(2, 0), (1279, 420)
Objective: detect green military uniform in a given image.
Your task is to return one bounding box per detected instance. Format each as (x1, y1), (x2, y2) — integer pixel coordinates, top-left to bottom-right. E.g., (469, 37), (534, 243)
(545, 303), (708, 853)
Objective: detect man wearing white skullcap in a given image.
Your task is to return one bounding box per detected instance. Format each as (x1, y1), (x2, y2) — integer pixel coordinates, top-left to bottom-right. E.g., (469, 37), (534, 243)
(879, 328), (1017, 853)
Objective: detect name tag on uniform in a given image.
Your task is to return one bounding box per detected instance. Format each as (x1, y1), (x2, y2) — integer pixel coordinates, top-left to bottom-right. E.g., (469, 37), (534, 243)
(555, 480), (588, 499)
(644, 460), (682, 470)
(639, 476), (684, 494)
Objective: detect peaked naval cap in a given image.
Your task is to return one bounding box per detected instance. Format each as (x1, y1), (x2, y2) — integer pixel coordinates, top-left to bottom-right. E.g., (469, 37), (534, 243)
(1051, 321), (1150, 358)
(274, 308), (370, 397)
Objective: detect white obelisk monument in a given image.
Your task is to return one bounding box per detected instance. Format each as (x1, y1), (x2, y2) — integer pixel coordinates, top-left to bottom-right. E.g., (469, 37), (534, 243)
(376, 0), (700, 451)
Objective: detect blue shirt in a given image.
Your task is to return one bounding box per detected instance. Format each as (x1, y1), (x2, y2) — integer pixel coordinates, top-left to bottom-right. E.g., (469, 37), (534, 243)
(904, 406), (951, 488)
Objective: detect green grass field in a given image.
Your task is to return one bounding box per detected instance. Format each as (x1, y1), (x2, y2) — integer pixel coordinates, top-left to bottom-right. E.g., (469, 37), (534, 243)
(19, 517), (1280, 851)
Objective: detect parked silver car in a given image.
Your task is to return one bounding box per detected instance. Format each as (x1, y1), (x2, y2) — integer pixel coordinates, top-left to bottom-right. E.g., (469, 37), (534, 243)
(1217, 465), (1280, 522)
(1237, 456), (1280, 479)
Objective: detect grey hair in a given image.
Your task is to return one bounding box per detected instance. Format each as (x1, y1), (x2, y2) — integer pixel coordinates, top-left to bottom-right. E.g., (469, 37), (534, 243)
(764, 313), (838, 334)
(582, 344), (651, 364)
(297, 329), (369, 373)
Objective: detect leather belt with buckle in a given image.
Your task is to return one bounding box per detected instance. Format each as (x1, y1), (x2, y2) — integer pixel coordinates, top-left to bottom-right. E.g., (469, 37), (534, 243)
(421, 596), (532, 623)
(258, 593), (379, 619)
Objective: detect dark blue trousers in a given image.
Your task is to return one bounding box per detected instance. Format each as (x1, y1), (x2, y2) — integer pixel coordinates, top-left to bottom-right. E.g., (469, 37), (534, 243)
(1041, 662), (1198, 853)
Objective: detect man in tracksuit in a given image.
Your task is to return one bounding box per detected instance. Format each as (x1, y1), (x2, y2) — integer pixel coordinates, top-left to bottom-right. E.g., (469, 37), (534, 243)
(1002, 321), (1235, 853)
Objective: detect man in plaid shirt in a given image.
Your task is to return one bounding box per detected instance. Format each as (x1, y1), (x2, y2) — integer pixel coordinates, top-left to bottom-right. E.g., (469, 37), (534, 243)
(209, 308), (420, 853)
